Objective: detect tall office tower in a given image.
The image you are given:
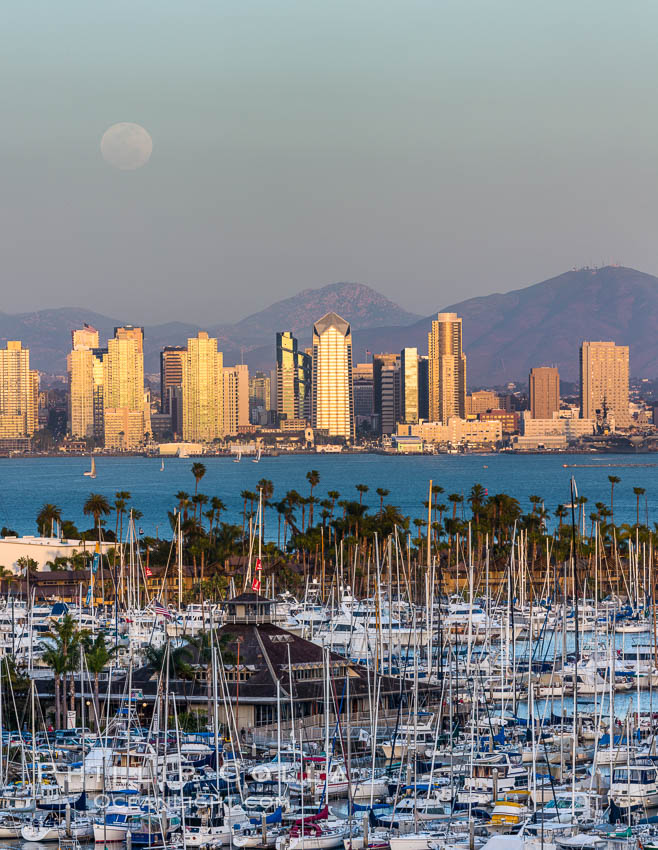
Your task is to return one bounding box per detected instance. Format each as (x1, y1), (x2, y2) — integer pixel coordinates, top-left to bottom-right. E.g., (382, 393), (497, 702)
(181, 332), (224, 442)
(380, 363), (401, 435)
(529, 366), (560, 420)
(68, 325), (99, 439)
(223, 364), (249, 435)
(0, 341), (38, 439)
(428, 312), (466, 422)
(249, 371), (271, 424)
(311, 312), (355, 441)
(104, 325), (150, 449)
(353, 363), (375, 423)
(276, 332), (311, 422)
(417, 356), (429, 420)
(160, 346), (186, 414)
(400, 347), (419, 424)
(580, 341), (630, 428)
(372, 353), (399, 429)
(91, 347), (107, 442)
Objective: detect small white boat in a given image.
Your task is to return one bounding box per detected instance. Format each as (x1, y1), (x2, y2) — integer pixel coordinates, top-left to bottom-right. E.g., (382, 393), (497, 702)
(22, 816), (93, 842)
(83, 457), (96, 478)
(252, 448), (262, 463)
(234, 450), (242, 463)
(160, 459), (165, 471)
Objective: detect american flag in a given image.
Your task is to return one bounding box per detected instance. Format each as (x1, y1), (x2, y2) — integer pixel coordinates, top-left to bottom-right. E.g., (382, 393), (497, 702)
(153, 602), (172, 619)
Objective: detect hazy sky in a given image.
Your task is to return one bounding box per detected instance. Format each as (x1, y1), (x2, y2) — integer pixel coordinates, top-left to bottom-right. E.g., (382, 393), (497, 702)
(4, 0), (658, 324)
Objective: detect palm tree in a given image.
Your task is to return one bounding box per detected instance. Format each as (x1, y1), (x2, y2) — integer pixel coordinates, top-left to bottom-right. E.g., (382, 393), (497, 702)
(36, 503), (61, 537)
(448, 493), (463, 520)
(17, 556), (38, 607)
(608, 475), (621, 522)
(175, 491), (190, 522)
(83, 493), (111, 540)
(376, 488), (390, 515)
(633, 487), (646, 526)
(554, 504), (567, 530)
(83, 632), (117, 731)
(258, 479), (274, 538)
(40, 646), (67, 729)
(355, 484), (369, 506)
(191, 462), (206, 496)
(306, 471), (320, 528)
(144, 641), (194, 680)
(468, 484), (486, 524)
(208, 497), (226, 543)
(42, 614), (86, 723)
(327, 491), (340, 520)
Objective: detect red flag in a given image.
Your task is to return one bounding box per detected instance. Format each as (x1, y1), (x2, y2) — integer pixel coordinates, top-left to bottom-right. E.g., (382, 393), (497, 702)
(145, 564), (153, 577)
(252, 556), (262, 591)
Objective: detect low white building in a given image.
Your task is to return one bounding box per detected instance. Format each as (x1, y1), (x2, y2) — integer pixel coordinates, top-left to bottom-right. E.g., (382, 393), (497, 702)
(0, 536), (114, 574)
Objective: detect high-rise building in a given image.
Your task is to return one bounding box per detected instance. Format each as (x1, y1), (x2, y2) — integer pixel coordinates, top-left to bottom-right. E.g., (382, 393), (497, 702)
(417, 356), (430, 420)
(0, 341), (38, 439)
(400, 347), (419, 424)
(104, 326), (150, 449)
(428, 312), (466, 423)
(160, 346), (186, 414)
(182, 332), (224, 442)
(380, 363), (401, 435)
(223, 364), (249, 435)
(312, 312), (354, 441)
(249, 371), (271, 425)
(372, 354), (399, 433)
(580, 341), (630, 428)
(529, 366), (560, 420)
(353, 363), (374, 424)
(276, 332), (311, 423)
(68, 325), (99, 439)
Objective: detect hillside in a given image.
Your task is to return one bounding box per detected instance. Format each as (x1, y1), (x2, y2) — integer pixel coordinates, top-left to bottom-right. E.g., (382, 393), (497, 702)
(353, 266), (658, 384)
(0, 282), (419, 373)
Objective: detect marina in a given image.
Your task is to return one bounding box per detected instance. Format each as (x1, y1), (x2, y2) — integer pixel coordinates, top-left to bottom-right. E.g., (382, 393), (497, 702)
(0, 461), (656, 850)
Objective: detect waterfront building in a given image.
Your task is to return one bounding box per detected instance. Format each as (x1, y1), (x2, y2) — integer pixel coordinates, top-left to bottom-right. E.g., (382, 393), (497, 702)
(400, 347), (419, 424)
(580, 341), (630, 428)
(68, 325), (99, 439)
(380, 362), (400, 435)
(160, 346), (186, 414)
(466, 390), (501, 416)
(397, 417), (501, 446)
(249, 371), (271, 425)
(428, 312), (466, 422)
(182, 332), (224, 443)
(529, 366), (560, 419)
(104, 326), (150, 449)
(417, 355), (429, 420)
(276, 332), (311, 423)
(311, 312), (355, 441)
(372, 353), (399, 434)
(223, 363), (249, 436)
(0, 341), (38, 440)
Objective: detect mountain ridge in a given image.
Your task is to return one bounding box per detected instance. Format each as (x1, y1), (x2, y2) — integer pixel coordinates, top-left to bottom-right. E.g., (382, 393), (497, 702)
(3, 266), (658, 384)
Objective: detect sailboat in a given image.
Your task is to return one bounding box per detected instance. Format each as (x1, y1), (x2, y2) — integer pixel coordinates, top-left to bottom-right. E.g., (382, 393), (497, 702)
(160, 459), (165, 472)
(233, 450), (242, 463)
(83, 457), (96, 479)
(252, 447), (262, 463)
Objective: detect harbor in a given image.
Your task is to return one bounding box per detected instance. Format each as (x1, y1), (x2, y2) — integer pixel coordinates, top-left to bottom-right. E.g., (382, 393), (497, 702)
(0, 465), (657, 850)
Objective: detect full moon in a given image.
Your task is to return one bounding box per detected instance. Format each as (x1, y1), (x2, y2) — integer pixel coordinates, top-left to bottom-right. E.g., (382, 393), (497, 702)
(100, 122), (153, 170)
